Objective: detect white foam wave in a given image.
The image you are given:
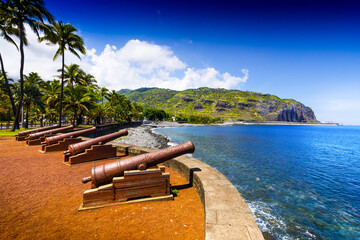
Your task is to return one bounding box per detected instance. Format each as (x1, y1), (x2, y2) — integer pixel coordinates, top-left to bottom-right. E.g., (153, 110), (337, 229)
(151, 128), (178, 148)
(247, 201), (291, 239)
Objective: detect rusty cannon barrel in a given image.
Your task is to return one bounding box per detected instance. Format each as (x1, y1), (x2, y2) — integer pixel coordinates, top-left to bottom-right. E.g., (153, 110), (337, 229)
(82, 140), (195, 187)
(28, 125), (74, 140)
(45, 127), (97, 145)
(67, 129), (128, 156)
(18, 125), (58, 137)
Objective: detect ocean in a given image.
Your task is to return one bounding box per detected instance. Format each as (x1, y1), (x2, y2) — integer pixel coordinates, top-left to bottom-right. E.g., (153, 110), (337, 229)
(154, 125), (360, 240)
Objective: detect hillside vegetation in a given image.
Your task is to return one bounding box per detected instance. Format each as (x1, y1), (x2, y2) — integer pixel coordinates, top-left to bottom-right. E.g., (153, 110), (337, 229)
(119, 87), (318, 123)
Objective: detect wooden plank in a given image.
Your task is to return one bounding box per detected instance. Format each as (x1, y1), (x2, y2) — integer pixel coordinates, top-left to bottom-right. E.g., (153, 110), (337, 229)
(26, 136), (48, 146)
(68, 145), (117, 165)
(83, 184), (115, 207)
(115, 185), (167, 201)
(82, 167), (171, 209)
(78, 195), (174, 211)
(44, 138), (82, 152)
(113, 177), (167, 189)
(124, 169), (161, 176)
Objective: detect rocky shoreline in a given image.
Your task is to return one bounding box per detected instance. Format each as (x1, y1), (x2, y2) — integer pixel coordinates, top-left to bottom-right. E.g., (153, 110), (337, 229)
(114, 120), (339, 149)
(114, 124), (170, 149)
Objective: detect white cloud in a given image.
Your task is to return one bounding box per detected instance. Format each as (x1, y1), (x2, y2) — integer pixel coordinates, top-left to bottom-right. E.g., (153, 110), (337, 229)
(86, 39), (248, 91)
(0, 25), (82, 81)
(0, 26), (248, 91)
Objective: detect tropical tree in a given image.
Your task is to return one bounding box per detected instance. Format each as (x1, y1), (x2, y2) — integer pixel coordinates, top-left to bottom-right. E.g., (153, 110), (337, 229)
(77, 85), (98, 124)
(59, 63), (81, 86)
(131, 102), (143, 120)
(80, 72), (97, 88)
(63, 85), (96, 125)
(0, 4), (19, 119)
(107, 90), (133, 122)
(2, 0), (54, 130)
(0, 72), (13, 123)
(31, 104), (45, 126)
(22, 77), (43, 128)
(39, 21), (85, 127)
(90, 104), (110, 125)
(99, 87), (109, 105)
(24, 71), (43, 86)
(41, 79), (60, 109)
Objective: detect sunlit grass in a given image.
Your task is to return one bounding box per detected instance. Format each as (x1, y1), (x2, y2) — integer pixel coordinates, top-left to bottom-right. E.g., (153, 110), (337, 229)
(76, 124), (94, 128)
(0, 127), (37, 137)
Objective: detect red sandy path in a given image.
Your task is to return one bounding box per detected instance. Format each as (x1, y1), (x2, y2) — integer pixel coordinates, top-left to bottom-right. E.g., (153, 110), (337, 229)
(0, 137), (204, 239)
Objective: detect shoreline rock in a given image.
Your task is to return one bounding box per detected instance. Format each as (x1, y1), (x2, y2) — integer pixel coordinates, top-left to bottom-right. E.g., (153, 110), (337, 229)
(114, 125), (170, 149)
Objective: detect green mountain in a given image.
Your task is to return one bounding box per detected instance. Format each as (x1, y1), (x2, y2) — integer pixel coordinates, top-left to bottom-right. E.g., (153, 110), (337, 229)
(119, 87), (318, 123)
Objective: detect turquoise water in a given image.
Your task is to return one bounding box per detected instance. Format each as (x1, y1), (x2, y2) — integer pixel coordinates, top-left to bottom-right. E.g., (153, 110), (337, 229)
(154, 125), (360, 240)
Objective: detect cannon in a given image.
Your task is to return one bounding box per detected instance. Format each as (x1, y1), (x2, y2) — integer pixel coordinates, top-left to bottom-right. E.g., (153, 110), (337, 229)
(41, 127), (97, 152)
(26, 125), (74, 145)
(63, 129), (128, 165)
(79, 141), (195, 209)
(15, 125), (58, 141)
(82, 141), (195, 187)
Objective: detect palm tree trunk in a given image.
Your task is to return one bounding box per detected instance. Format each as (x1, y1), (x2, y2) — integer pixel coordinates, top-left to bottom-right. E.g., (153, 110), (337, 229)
(73, 109), (76, 126)
(58, 51), (65, 127)
(7, 107), (11, 125)
(0, 53), (16, 116)
(12, 23), (25, 131)
(25, 105), (29, 128)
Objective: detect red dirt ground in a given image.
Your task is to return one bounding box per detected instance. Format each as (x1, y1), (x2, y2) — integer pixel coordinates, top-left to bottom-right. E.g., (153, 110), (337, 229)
(0, 137), (204, 239)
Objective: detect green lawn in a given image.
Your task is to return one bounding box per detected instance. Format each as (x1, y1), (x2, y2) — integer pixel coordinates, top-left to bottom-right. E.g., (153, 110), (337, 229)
(0, 127), (38, 137)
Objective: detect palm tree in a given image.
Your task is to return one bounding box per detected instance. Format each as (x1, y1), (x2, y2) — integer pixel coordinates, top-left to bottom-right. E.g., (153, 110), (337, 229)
(90, 104), (110, 125)
(41, 79), (60, 109)
(22, 77), (43, 128)
(39, 21), (85, 127)
(107, 91), (133, 122)
(24, 72), (43, 86)
(0, 72), (13, 124)
(0, 4), (20, 119)
(41, 79), (60, 125)
(58, 63), (81, 87)
(31, 104), (45, 126)
(2, 0), (54, 131)
(80, 72), (98, 89)
(99, 87), (109, 105)
(63, 85), (95, 125)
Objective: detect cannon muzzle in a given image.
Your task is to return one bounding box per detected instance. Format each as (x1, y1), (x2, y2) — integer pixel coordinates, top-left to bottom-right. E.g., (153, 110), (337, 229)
(18, 125), (58, 137)
(68, 129), (128, 155)
(82, 141), (195, 187)
(28, 125), (74, 140)
(45, 127), (97, 145)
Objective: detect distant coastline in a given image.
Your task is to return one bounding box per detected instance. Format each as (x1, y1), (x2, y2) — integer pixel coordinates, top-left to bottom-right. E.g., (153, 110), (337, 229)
(147, 121), (340, 128)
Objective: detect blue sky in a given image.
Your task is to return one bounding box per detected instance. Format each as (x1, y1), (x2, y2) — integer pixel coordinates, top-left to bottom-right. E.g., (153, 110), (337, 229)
(3, 0), (360, 124)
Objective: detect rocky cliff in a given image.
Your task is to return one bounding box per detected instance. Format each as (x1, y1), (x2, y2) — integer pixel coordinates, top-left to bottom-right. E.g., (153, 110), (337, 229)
(119, 87), (318, 123)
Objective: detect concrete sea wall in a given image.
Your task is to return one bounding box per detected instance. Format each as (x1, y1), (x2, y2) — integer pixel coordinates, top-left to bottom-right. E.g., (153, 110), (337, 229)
(112, 142), (264, 240)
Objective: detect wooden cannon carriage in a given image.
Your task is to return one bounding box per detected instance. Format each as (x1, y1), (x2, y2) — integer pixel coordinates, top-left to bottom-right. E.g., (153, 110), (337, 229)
(26, 125), (74, 146)
(79, 141), (195, 210)
(41, 127), (97, 152)
(15, 125), (58, 141)
(63, 130), (128, 165)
